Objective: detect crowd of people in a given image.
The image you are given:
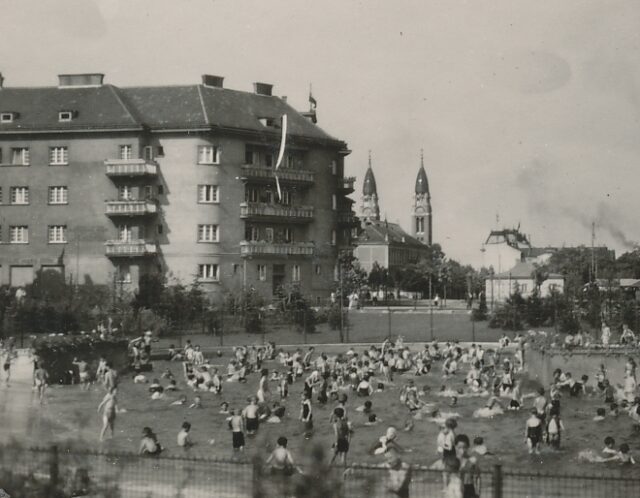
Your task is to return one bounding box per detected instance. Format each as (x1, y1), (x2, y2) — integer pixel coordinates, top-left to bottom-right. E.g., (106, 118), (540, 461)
(40, 327), (638, 497)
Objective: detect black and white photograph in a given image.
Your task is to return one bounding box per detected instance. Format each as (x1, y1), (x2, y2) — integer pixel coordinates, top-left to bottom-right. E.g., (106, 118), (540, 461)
(0, 1), (639, 496)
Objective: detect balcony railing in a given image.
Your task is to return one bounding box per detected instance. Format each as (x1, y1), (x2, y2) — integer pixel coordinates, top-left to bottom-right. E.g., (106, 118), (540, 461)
(240, 241), (314, 257)
(337, 210), (359, 225)
(340, 176), (356, 192)
(105, 200), (158, 216)
(241, 165), (314, 184)
(240, 202), (314, 222)
(105, 159), (158, 177)
(105, 240), (157, 257)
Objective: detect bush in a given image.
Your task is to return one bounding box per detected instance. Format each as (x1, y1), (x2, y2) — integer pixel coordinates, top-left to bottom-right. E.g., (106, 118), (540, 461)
(32, 335), (129, 384)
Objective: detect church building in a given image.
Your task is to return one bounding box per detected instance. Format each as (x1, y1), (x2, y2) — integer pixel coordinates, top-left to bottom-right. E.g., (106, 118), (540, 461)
(353, 152), (432, 273)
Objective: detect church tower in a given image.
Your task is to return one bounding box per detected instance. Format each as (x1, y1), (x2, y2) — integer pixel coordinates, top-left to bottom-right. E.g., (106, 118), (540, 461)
(360, 151), (380, 223)
(412, 150), (432, 245)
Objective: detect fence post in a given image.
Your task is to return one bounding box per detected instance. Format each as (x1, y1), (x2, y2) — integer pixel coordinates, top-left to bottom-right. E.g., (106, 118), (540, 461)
(49, 445), (60, 490)
(252, 458), (260, 497)
(492, 464), (502, 498)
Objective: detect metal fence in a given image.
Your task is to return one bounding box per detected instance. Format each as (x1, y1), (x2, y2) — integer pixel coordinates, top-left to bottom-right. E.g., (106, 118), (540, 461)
(0, 445), (639, 498)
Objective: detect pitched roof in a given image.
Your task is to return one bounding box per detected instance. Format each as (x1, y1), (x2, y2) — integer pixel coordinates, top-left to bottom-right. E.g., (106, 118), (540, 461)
(494, 260), (562, 280)
(0, 85), (140, 131)
(415, 165), (429, 194)
(362, 166), (377, 196)
(356, 220), (426, 249)
(0, 83), (344, 145)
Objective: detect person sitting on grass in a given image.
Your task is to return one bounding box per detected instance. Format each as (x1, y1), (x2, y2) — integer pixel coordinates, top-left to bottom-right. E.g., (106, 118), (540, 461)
(177, 421), (194, 450)
(149, 378), (164, 399)
(165, 379), (178, 392)
(266, 436), (299, 476)
(602, 437), (618, 456)
(139, 427), (163, 456)
(170, 395), (187, 406)
(189, 395), (203, 409)
(593, 408), (607, 422)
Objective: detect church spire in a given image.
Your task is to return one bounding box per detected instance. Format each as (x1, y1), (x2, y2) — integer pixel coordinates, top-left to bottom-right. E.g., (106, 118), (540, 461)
(360, 150), (380, 222)
(411, 149), (432, 245)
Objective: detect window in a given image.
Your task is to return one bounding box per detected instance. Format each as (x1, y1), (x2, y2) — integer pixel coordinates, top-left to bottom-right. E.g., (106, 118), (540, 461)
(116, 265), (132, 284)
(292, 264), (301, 282)
(286, 154), (295, 169)
(49, 146), (69, 165)
(119, 145), (133, 160)
(49, 186), (68, 205)
(0, 113), (14, 123)
(48, 225), (67, 244)
(197, 145), (220, 164)
(233, 263), (240, 275)
(284, 227), (293, 243)
(144, 185), (154, 199)
(331, 229), (337, 246)
(264, 153), (273, 167)
(331, 160), (337, 175)
(315, 264), (321, 275)
(260, 189), (273, 203)
(118, 185), (134, 200)
(118, 225), (132, 242)
(280, 189), (291, 206)
(0, 187), (2, 203)
(156, 146), (165, 157)
(157, 185), (164, 195)
(198, 224), (219, 242)
(143, 146), (154, 161)
(246, 225), (259, 241)
(10, 226), (28, 244)
(157, 224), (163, 234)
(10, 187), (29, 205)
(246, 187), (259, 203)
(416, 217), (424, 233)
(198, 185), (219, 203)
(265, 227), (274, 243)
(258, 264), (267, 281)
(58, 111), (73, 122)
(245, 147), (257, 165)
(198, 264), (219, 281)
(11, 148), (29, 165)
(332, 194), (337, 210)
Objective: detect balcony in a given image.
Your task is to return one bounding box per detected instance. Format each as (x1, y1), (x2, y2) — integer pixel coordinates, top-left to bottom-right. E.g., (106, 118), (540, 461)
(105, 159), (158, 177)
(240, 202), (314, 223)
(337, 210), (359, 225)
(339, 176), (356, 193)
(240, 165), (314, 185)
(105, 200), (158, 217)
(105, 240), (158, 258)
(240, 241), (314, 257)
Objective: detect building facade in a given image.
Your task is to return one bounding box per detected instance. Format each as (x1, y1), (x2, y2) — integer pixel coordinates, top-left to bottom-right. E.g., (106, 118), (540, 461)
(0, 73), (357, 302)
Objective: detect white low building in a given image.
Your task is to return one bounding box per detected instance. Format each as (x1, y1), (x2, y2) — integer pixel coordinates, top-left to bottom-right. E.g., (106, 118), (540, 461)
(485, 261), (564, 306)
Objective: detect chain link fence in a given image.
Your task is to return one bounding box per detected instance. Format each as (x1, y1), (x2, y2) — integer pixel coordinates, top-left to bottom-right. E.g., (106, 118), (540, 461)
(1, 445), (639, 497)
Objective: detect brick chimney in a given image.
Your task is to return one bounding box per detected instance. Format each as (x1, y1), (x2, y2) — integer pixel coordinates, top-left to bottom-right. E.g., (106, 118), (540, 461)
(58, 73), (105, 88)
(0, 73), (4, 89)
(202, 74), (224, 88)
(253, 82), (273, 96)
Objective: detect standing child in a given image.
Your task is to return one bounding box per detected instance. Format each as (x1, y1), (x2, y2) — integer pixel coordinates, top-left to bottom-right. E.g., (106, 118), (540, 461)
(547, 409), (564, 450)
(300, 392), (313, 440)
(331, 407), (351, 465)
(97, 389), (118, 442)
(525, 409), (543, 455)
(228, 409), (245, 453)
(243, 397), (260, 436)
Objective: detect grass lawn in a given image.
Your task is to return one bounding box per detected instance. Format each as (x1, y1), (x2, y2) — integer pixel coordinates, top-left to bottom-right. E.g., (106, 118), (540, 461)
(156, 310), (503, 350)
(24, 348), (640, 479)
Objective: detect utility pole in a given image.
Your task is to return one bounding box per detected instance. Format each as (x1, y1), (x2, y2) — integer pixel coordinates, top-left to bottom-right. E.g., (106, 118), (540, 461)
(339, 256), (344, 343)
(591, 221), (596, 282)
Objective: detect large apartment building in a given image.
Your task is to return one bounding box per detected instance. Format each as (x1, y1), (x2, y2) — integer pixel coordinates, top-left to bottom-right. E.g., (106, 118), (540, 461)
(0, 73), (357, 302)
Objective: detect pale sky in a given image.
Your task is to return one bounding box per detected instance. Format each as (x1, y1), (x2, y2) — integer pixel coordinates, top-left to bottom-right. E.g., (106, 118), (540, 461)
(2, 0), (639, 266)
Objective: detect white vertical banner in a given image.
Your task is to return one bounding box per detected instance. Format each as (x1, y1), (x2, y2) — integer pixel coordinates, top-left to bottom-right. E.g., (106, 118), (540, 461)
(274, 114), (288, 201)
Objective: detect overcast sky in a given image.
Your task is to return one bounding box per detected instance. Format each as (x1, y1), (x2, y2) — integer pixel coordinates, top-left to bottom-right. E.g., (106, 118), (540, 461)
(2, 0), (639, 267)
